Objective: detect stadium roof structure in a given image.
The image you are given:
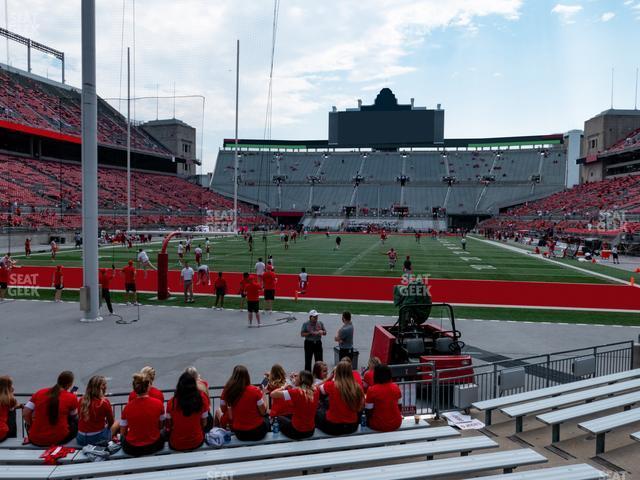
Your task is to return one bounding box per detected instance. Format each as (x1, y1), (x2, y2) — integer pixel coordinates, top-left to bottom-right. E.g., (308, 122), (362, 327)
(222, 133), (564, 151)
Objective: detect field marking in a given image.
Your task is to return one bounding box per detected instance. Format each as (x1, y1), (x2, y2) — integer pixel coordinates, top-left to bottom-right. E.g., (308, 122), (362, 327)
(333, 240), (381, 275)
(468, 235), (636, 287)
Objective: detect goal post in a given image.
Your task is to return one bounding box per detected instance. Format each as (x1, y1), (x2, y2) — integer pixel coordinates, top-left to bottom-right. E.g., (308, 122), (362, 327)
(127, 229), (238, 300)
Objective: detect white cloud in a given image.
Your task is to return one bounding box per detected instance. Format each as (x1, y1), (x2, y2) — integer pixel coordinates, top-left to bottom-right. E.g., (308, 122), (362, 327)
(600, 12), (615, 22)
(551, 4), (583, 24)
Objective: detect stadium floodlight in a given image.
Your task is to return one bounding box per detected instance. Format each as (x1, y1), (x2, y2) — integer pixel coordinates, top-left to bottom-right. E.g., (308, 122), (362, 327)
(272, 174), (287, 185)
(307, 175), (321, 184)
(352, 174), (365, 186)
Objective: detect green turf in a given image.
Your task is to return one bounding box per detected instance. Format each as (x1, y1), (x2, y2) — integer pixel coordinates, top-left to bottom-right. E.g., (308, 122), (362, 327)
(11, 288), (640, 326)
(11, 233), (623, 284)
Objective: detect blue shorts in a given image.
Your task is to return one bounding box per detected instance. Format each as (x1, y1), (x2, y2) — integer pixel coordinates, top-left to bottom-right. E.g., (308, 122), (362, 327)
(76, 427), (112, 446)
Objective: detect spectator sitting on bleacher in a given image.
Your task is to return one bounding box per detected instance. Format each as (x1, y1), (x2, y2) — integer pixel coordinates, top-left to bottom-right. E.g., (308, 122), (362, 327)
(0, 376), (20, 443)
(129, 366), (164, 404)
(77, 376), (117, 446)
(365, 364), (403, 432)
(316, 361), (364, 436)
(216, 365), (268, 441)
(184, 366), (213, 431)
(270, 370), (319, 440)
(120, 373), (165, 457)
(263, 364), (291, 420)
(362, 356), (381, 392)
(23, 371), (78, 446)
(312, 361), (328, 386)
(166, 372), (209, 451)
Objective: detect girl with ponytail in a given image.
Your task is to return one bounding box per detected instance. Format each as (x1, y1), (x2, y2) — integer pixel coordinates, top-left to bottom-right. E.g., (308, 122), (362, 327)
(23, 371), (78, 446)
(0, 376), (21, 442)
(76, 376), (117, 446)
(316, 361), (364, 435)
(270, 370), (319, 439)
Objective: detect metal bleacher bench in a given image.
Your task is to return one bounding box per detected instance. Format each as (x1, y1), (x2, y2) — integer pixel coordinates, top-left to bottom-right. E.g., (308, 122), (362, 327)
(47, 427), (471, 479)
(578, 407), (640, 455)
(630, 431), (640, 443)
(500, 378), (640, 434)
(277, 449), (548, 480)
(537, 390), (640, 443)
(472, 369), (640, 426)
(50, 435), (499, 480)
(464, 464), (607, 480)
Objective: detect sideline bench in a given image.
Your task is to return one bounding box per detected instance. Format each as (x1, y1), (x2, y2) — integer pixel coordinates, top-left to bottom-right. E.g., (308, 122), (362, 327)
(537, 390), (640, 443)
(276, 449), (548, 480)
(578, 407), (640, 455)
(472, 369), (640, 425)
(467, 463), (607, 480)
(500, 378), (640, 433)
(0, 449), (79, 465)
(89, 437), (506, 480)
(49, 427), (467, 479)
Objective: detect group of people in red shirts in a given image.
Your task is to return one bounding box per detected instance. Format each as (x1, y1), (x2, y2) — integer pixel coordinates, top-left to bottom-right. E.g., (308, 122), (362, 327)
(0, 357), (403, 453)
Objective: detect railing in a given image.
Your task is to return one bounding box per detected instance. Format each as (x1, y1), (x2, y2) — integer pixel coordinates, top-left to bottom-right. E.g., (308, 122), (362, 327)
(11, 341), (635, 437)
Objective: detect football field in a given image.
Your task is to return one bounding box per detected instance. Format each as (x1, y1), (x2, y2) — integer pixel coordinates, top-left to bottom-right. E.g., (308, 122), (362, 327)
(12, 233), (636, 284)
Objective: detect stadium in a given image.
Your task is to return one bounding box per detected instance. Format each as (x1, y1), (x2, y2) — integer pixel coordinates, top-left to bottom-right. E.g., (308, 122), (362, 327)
(1, 1), (640, 479)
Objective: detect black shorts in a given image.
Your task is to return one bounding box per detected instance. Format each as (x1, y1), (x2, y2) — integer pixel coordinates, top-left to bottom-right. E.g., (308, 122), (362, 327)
(54, 284), (64, 290)
(264, 289), (275, 301)
(0, 282), (6, 289)
(247, 300), (259, 313)
(125, 283), (136, 293)
(215, 288), (226, 296)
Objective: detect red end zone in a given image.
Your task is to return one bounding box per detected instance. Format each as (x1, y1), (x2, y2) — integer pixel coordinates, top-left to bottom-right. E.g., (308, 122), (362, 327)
(9, 266), (640, 312)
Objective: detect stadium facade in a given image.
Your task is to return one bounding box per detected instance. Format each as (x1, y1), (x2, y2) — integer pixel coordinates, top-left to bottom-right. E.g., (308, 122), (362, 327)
(212, 88), (581, 229)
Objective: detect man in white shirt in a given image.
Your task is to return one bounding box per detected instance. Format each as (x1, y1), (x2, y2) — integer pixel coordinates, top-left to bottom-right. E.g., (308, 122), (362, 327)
(177, 241), (185, 266)
(136, 249), (156, 277)
(299, 267), (308, 294)
(181, 261), (195, 303)
(194, 245), (203, 266)
(255, 257), (266, 286)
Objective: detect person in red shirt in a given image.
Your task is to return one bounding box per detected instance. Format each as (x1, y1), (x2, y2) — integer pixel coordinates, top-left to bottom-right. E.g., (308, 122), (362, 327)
(362, 356), (381, 392)
(213, 272), (227, 310)
(365, 364), (402, 432)
(215, 365), (268, 441)
(122, 260), (140, 306)
(270, 370), (319, 439)
(262, 364), (291, 420)
(24, 238), (31, 257)
(238, 272), (251, 311)
(0, 263), (9, 302)
(184, 367), (212, 431)
(262, 269), (276, 313)
(128, 366), (165, 404)
(245, 276), (261, 327)
(76, 376), (116, 446)
(99, 267), (115, 315)
(51, 265), (64, 303)
(120, 373), (165, 456)
(316, 361), (364, 436)
(166, 372), (209, 451)
(0, 376), (21, 443)
(23, 371), (78, 446)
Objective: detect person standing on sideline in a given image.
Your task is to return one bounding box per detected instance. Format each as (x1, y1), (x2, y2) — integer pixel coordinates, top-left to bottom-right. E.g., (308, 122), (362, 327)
(335, 311), (354, 361)
(177, 241), (185, 266)
(99, 267), (115, 315)
(50, 240), (57, 260)
(205, 238), (211, 260)
(213, 272), (227, 310)
(461, 236), (467, 251)
(301, 310), (326, 371)
(181, 261), (195, 303)
(122, 260), (139, 305)
(255, 258), (266, 286)
(403, 256), (412, 275)
(52, 265), (64, 303)
(612, 244), (620, 264)
(262, 268), (276, 313)
(24, 238), (31, 257)
(245, 276), (261, 327)
(298, 267), (308, 294)
(239, 272), (251, 310)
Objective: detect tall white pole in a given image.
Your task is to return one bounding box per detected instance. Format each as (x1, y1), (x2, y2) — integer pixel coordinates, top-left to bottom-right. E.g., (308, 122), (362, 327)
(233, 39), (239, 232)
(635, 67), (638, 110)
(127, 47), (131, 233)
(610, 67), (614, 109)
(80, 0), (102, 322)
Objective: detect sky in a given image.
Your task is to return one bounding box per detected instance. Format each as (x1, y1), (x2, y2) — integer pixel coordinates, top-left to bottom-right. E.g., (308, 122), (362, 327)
(2, 0), (640, 174)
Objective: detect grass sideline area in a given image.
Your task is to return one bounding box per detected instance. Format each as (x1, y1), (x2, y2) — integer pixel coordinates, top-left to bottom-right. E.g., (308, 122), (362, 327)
(8, 287), (640, 326)
(12, 232), (627, 284)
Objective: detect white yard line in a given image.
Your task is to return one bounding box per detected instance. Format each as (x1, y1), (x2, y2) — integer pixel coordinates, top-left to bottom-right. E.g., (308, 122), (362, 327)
(333, 241), (381, 275)
(468, 235), (636, 287)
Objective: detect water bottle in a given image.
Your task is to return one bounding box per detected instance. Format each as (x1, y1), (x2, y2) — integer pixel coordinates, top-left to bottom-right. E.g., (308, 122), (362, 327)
(272, 418), (280, 435)
(360, 412), (367, 430)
